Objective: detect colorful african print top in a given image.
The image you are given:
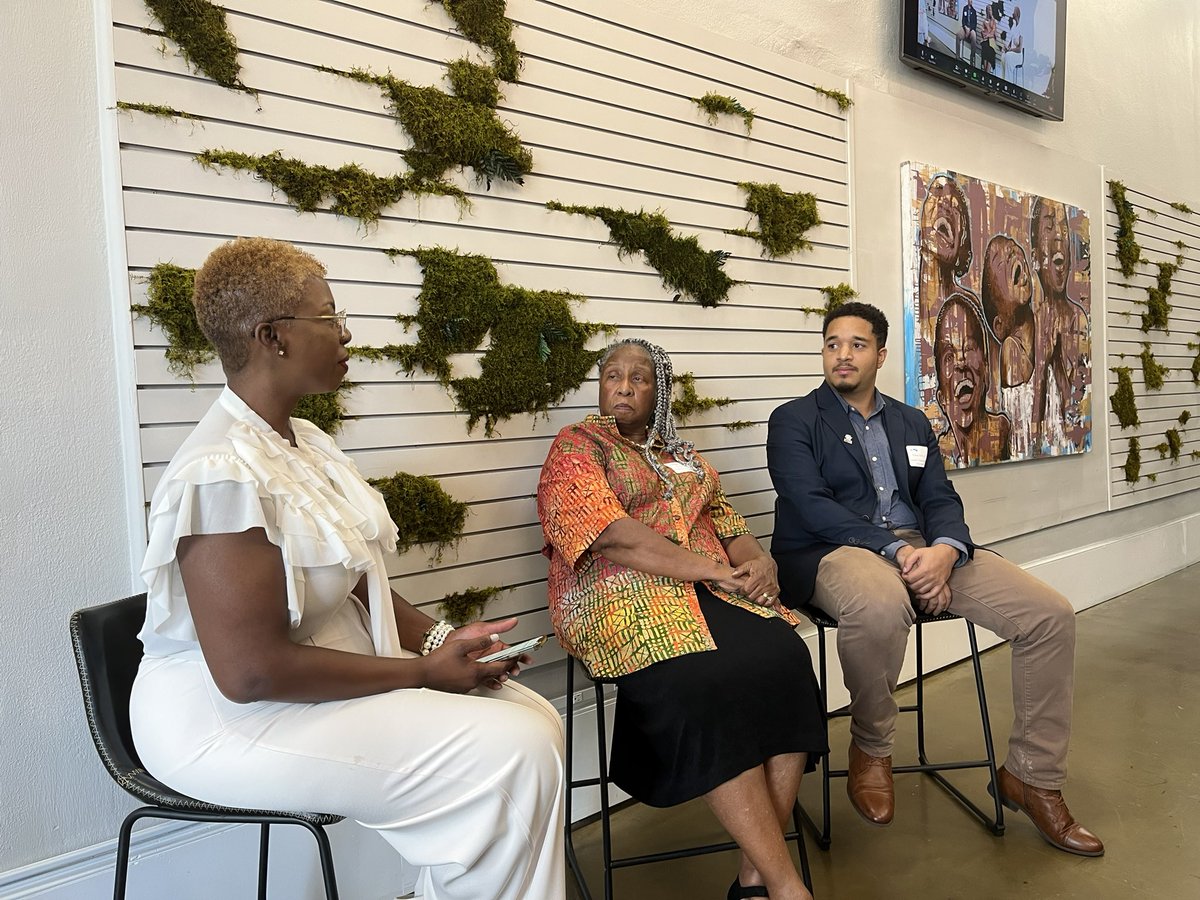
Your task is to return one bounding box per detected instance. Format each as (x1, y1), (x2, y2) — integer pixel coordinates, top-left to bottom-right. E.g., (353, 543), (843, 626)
(537, 415), (801, 679)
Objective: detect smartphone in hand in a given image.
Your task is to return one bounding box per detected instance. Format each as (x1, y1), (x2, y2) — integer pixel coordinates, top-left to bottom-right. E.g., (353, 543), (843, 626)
(477, 634), (550, 663)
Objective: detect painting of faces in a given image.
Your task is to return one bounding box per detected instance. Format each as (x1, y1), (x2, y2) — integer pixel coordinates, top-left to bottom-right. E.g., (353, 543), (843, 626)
(902, 162), (1091, 468)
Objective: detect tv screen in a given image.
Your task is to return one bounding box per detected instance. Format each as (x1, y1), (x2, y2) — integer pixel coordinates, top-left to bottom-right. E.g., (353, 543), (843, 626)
(900, 0), (1066, 121)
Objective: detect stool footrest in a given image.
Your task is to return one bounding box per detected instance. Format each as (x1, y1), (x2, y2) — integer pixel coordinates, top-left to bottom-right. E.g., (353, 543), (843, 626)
(798, 611), (1006, 850)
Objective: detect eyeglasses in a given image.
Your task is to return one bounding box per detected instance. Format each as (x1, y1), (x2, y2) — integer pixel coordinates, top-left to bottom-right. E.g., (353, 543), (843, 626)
(267, 311), (349, 333)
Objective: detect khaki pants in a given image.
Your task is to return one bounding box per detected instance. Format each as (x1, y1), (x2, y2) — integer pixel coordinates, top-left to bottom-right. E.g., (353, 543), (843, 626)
(811, 531), (1075, 790)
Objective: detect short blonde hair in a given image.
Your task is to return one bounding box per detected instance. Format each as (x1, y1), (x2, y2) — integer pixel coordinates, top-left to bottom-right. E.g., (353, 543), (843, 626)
(193, 237), (327, 373)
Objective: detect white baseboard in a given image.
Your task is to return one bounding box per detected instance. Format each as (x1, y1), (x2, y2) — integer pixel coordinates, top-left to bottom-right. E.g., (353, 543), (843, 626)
(7, 512), (1195, 896)
(1019, 512), (1200, 614)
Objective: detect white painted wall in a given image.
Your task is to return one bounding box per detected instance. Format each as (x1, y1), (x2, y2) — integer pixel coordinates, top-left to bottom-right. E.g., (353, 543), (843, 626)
(0, 0), (141, 875)
(2, 0), (1198, 895)
(637, 0), (1200, 202)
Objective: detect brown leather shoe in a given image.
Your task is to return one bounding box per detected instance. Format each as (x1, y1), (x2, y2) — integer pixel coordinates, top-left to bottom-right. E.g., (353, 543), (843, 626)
(994, 766), (1105, 857)
(847, 740), (894, 825)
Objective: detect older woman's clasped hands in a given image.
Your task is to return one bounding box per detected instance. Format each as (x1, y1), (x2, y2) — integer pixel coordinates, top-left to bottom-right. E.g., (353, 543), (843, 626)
(722, 556), (785, 614)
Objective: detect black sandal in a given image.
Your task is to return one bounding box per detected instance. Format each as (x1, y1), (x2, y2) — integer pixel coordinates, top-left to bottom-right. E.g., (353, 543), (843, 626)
(727, 878), (769, 899)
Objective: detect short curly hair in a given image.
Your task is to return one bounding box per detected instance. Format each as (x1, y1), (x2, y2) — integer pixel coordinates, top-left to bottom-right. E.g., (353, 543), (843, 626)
(192, 237), (327, 373)
(824, 301), (890, 347)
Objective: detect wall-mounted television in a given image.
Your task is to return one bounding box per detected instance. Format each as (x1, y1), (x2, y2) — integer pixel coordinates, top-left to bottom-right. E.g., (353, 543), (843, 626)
(900, 0), (1067, 121)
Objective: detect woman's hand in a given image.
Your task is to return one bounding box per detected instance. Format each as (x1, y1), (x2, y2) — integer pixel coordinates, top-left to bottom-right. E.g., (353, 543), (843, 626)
(731, 555), (781, 609)
(719, 534), (785, 613)
(449, 617), (531, 677)
(421, 634), (520, 693)
(711, 564), (748, 595)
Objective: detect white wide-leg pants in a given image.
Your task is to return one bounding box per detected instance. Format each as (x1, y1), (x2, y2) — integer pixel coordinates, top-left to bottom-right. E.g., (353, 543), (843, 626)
(131, 655), (565, 900)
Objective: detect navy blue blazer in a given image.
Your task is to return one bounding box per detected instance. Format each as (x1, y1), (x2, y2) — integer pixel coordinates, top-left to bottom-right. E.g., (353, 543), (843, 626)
(766, 381), (975, 605)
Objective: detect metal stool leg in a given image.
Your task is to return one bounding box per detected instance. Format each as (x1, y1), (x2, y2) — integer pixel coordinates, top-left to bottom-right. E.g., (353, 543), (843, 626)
(910, 619), (1006, 835)
(257, 823), (270, 899)
(797, 623), (833, 850)
(113, 808), (147, 900)
(916, 621), (929, 764)
(594, 681), (614, 900)
(297, 821), (340, 900)
(966, 621), (1005, 835)
(791, 802), (813, 891)
(564, 662), (594, 900)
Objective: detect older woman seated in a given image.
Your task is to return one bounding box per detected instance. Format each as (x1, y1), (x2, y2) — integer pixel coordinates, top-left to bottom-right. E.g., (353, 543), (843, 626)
(130, 237), (565, 900)
(537, 339), (827, 900)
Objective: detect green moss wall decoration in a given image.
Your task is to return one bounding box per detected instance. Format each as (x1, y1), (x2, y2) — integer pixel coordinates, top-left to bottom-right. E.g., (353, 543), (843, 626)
(671, 373), (735, 422)
(1153, 428), (1183, 462)
(1140, 344), (1169, 391)
(1123, 437), (1142, 484)
(434, 0), (521, 82)
(546, 202), (737, 307)
(132, 263), (214, 377)
(370, 247), (613, 435)
(1168, 201), (1195, 214)
(692, 92), (755, 134)
(293, 387), (353, 436)
(323, 66), (531, 189)
(438, 586), (506, 627)
(132, 263), (349, 434)
(195, 149), (466, 226)
(1141, 256), (1183, 333)
(727, 182), (821, 258)
(446, 58), (501, 108)
(117, 100), (199, 121)
(812, 85), (853, 111)
(369, 472), (469, 558)
(143, 0), (249, 92)
(1107, 180), (1142, 278)
(1108, 366), (1139, 428)
(799, 283), (858, 317)
(1190, 340), (1200, 384)
(725, 420), (755, 431)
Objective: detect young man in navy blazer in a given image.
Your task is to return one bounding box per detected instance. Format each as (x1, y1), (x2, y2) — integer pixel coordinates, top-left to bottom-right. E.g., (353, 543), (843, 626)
(766, 301), (1103, 857)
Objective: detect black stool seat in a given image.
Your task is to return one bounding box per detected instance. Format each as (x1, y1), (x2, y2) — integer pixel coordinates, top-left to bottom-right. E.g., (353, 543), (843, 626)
(563, 659), (813, 899)
(795, 604), (1005, 849)
(70, 594), (342, 899)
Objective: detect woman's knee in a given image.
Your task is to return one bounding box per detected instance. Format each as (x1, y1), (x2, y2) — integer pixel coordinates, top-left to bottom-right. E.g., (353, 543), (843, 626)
(494, 702), (565, 778)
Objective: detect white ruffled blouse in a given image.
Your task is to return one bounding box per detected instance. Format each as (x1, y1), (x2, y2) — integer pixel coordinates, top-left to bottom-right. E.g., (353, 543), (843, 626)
(139, 387), (406, 661)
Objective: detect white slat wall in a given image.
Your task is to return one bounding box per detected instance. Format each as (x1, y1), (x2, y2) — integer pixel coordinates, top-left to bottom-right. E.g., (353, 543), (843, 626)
(1106, 186), (1200, 508)
(114, 0), (852, 668)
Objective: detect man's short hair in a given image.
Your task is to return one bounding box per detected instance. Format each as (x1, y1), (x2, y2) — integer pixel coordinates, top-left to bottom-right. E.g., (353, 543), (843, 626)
(823, 301), (890, 348)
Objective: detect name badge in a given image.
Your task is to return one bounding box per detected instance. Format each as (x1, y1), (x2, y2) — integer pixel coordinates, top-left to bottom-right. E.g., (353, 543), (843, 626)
(906, 445), (928, 467)
(665, 461), (693, 474)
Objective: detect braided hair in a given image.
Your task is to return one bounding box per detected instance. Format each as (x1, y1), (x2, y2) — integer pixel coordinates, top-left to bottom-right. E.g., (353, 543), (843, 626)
(598, 338), (704, 497)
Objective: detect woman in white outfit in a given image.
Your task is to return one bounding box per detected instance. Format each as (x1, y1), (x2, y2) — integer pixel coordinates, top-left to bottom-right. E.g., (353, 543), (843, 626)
(129, 236), (565, 900)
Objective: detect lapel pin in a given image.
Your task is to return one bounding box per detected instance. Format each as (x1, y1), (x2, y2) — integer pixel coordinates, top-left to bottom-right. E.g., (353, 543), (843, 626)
(843, 434), (854, 444)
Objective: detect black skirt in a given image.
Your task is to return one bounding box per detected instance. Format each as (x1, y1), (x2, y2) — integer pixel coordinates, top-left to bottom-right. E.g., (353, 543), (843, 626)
(609, 586), (828, 808)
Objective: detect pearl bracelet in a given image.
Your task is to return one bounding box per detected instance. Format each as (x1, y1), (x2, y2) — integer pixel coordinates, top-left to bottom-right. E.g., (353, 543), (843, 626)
(420, 620), (454, 656)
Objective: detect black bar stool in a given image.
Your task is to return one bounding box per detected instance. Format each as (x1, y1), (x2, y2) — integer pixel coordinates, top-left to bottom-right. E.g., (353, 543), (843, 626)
(69, 594), (341, 900)
(563, 659), (813, 899)
(796, 605), (1005, 849)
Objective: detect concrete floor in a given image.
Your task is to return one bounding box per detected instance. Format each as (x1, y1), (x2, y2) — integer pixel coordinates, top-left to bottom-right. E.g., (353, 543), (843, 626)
(565, 563), (1200, 899)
